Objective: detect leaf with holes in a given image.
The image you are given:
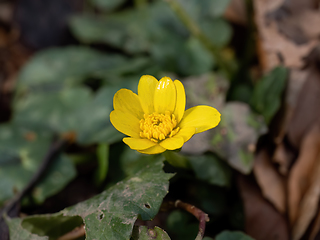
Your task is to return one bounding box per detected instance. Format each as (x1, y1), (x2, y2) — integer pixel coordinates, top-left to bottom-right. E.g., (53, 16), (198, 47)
(13, 159), (172, 240)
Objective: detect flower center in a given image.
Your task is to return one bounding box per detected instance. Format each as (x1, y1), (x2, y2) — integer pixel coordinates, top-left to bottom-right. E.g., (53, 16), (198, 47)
(139, 111), (180, 142)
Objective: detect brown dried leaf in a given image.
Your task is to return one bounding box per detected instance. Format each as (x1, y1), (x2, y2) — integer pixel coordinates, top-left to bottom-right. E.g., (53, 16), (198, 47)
(309, 208), (320, 240)
(253, 0), (317, 71)
(254, 148), (286, 213)
(287, 66), (320, 149)
(224, 0), (247, 25)
(288, 124), (320, 226)
(293, 160), (320, 240)
(238, 174), (289, 240)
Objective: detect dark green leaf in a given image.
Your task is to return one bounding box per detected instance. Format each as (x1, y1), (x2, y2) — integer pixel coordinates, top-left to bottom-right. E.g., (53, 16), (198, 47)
(216, 230), (254, 240)
(188, 153), (232, 187)
(250, 66), (288, 124)
(166, 210), (198, 240)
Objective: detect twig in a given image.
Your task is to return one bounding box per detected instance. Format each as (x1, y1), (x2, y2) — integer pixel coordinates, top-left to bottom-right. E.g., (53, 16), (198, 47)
(165, 200), (209, 240)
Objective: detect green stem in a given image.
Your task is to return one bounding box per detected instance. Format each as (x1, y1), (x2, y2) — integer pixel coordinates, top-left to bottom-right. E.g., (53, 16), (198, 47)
(163, 151), (191, 169)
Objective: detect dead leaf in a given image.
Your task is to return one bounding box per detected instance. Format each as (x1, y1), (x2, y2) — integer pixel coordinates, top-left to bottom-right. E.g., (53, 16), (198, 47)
(224, 0), (247, 25)
(253, 0), (317, 71)
(292, 151), (320, 240)
(254, 148), (286, 213)
(288, 124), (320, 226)
(309, 208), (320, 240)
(272, 142), (295, 176)
(238, 173), (289, 240)
(286, 66), (320, 149)
(277, 10), (320, 45)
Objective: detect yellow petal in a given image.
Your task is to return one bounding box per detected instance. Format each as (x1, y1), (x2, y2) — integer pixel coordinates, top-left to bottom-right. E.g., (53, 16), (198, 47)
(138, 75), (158, 115)
(160, 136), (184, 150)
(110, 110), (140, 138)
(179, 105), (221, 134)
(174, 127), (195, 142)
(138, 144), (166, 154)
(173, 80), (186, 123)
(113, 89), (144, 119)
(123, 137), (156, 150)
(154, 77), (176, 114)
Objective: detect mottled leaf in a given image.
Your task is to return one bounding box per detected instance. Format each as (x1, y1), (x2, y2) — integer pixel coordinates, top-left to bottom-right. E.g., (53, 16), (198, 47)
(21, 160), (173, 240)
(5, 217), (48, 240)
(211, 102), (266, 174)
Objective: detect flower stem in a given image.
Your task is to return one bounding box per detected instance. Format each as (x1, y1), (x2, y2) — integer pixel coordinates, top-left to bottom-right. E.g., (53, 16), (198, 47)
(163, 150), (191, 169)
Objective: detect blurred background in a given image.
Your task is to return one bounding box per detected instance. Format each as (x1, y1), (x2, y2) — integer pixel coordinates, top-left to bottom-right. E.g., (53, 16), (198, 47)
(1, 0), (320, 239)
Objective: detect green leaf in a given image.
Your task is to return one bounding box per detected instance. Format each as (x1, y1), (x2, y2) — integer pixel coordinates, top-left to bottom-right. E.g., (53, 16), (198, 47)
(250, 66), (288, 124)
(0, 124), (76, 205)
(216, 231), (254, 240)
(188, 153), (232, 187)
(211, 102), (266, 174)
(176, 0), (232, 19)
(150, 36), (214, 76)
(131, 226), (171, 240)
(199, 18), (232, 47)
(69, 12), (152, 54)
(89, 0), (127, 12)
(31, 154), (76, 204)
(13, 86), (124, 145)
(5, 217), (48, 240)
(20, 160), (173, 240)
(16, 46), (149, 92)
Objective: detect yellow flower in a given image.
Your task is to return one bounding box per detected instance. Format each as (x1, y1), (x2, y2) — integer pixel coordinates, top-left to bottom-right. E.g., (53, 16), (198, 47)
(110, 75), (221, 154)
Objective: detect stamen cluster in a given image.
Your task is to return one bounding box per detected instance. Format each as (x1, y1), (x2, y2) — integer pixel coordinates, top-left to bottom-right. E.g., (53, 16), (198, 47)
(140, 111), (180, 142)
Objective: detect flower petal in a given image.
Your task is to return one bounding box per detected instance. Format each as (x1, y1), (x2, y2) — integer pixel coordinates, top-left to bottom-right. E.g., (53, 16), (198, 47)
(154, 77), (176, 114)
(179, 105), (221, 134)
(110, 110), (140, 138)
(138, 75), (158, 115)
(138, 145), (166, 154)
(173, 80), (186, 123)
(174, 127), (195, 142)
(160, 136), (184, 150)
(113, 89), (144, 119)
(123, 137), (156, 150)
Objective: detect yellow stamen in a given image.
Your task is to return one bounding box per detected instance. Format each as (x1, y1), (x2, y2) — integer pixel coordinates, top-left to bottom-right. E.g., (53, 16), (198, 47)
(140, 111), (179, 142)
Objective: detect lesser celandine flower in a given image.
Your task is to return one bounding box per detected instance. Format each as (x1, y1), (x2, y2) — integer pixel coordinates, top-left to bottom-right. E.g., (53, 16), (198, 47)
(110, 75), (221, 154)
